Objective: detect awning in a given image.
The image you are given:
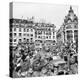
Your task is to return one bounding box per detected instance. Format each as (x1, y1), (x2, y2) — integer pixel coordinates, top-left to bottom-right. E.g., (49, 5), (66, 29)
(52, 59), (66, 66)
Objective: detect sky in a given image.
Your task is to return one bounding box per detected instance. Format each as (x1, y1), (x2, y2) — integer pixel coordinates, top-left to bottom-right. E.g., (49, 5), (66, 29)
(12, 2), (78, 30)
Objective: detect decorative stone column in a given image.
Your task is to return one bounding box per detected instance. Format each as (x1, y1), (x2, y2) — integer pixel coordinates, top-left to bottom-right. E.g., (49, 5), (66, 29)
(65, 30), (67, 42)
(73, 30), (74, 43)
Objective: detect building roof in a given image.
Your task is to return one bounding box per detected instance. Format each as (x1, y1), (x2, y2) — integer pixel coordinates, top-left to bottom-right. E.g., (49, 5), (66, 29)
(10, 18), (34, 24)
(10, 18), (56, 29)
(64, 6), (78, 24)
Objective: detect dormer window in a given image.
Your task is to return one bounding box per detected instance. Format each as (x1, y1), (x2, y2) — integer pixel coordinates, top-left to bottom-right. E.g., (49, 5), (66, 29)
(68, 19), (71, 23)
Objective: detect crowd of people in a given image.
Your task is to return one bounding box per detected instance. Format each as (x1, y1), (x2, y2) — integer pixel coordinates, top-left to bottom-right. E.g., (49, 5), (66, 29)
(11, 40), (78, 78)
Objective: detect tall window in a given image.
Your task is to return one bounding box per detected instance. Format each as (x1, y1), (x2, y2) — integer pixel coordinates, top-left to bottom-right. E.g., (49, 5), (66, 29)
(46, 36), (48, 39)
(27, 29), (29, 32)
(10, 33), (12, 37)
(67, 30), (73, 41)
(14, 33), (17, 37)
(49, 32), (51, 35)
(23, 38), (26, 40)
(44, 31), (45, 34)
(53, 32), (54, 35)
(19, 39), (21, 42)
(14, 28), (16, 31)
(10, 39), (12, 42)
(27, 39), (29, 42)
(24, 28), (26, 32)
(35, 31), (37, 34)
(74, 30), (78, 41)
(31, 34), (33, 37)
(19, 33), (22, 36)
(31, 38), (33, 42)
(14, 39), (16, 42)
(38, 36), (41, 38)
(49, 36), (51, 39)
(46, 32), (48, 35)
(27, 34), (29, 36)
(53, 36), (55, 38)
(31, 29), (33, 32)
(74, 30), (78, 35)
(48, 28), (51, 31)
(74, 25), (77, 28)
(19, 28), (21, 32)
(10, 28), (12, 32)
(23, 33), (26, 36)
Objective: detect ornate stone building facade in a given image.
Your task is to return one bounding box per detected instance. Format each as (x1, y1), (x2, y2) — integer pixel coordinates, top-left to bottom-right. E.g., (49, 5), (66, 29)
(10, 18), (56, 47)
(57, 25), (64, 44)
(64, 6), (78, 43)
(57, 6), (78, 43)
(34, 23), (56, 49)
(10, 19), (35, 47)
